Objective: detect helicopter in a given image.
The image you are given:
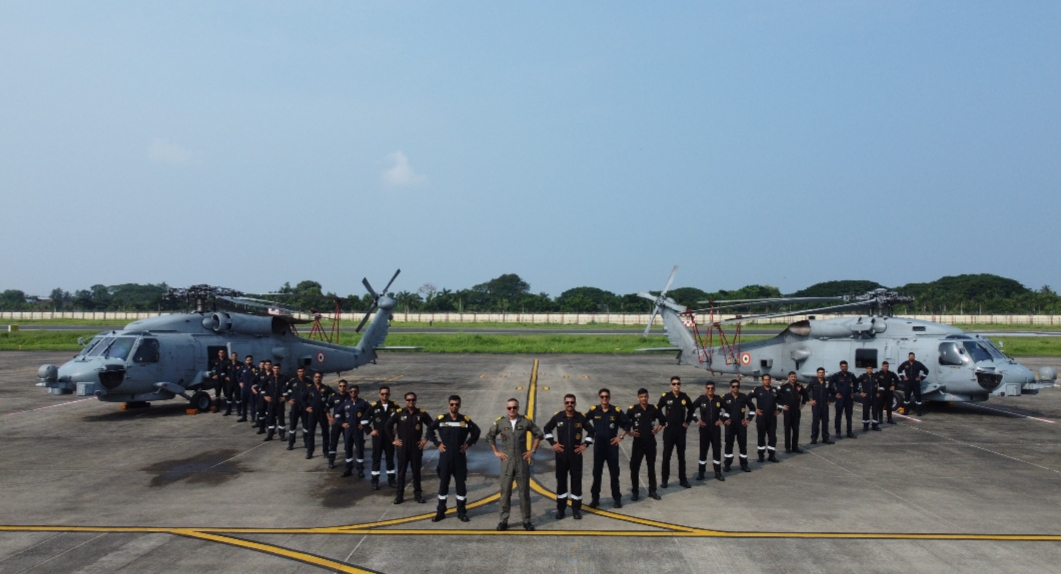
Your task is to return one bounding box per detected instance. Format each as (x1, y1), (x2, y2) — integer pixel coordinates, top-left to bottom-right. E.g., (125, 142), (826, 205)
(639, 267), (1057, 407)
(36, 271), (409, 412)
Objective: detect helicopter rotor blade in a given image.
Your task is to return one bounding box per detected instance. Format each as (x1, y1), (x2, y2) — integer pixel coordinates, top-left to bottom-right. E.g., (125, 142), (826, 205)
(380, 269), (401, 296)
(644, 307), (660, 337)
(362, 278), (378, 300)
(660, 265), (678, 297)
(719, 300), (871, 325)
(355, 305), (377, 333)
(696, 296), (846, 307)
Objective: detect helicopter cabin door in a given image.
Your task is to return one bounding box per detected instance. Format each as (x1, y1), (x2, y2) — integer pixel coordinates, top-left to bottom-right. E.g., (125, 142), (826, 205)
(127, 337), (163, 388)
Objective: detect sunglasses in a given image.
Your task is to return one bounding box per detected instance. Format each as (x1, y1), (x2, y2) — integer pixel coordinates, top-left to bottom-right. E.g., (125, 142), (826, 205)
(406, 398), (416, 402)
(564, 400), (576, 405)
(507, 406), (519, 411)
(671, 383), (681, 386)
(730, 385), (740, 388)
(380, 392), (390, 395)
(448, 402), (460, 407)
(599, 395), (610, 399)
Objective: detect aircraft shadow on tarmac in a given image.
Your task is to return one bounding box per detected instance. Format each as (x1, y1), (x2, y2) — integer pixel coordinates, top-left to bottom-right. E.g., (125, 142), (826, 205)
(81, 403), (203, 422)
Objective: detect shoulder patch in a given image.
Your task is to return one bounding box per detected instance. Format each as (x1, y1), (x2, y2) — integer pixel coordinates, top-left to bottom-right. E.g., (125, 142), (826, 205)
(371, 401), (378, 406)
(438, 414), (445, 420)
(463, 415), (470, 422)
(419, 408), (425, 413)
(629, 405), (634, 410)
(589, 405), (597, 411)
(661, 392), (667, 397)
(554, 411), (560, 416)
(495, 416), (503, 422)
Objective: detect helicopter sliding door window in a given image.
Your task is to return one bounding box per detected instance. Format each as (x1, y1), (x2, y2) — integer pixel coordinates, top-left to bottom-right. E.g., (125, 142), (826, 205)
(132, 338), (160, 363)
(854, 348), (878, 369)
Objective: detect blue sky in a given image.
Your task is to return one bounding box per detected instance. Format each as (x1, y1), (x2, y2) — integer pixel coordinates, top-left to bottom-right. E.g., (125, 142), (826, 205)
(2, 2), (1059, 298)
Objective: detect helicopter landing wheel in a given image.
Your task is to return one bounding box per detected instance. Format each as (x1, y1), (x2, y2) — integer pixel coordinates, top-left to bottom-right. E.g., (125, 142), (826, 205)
(190, 391), (212, 413)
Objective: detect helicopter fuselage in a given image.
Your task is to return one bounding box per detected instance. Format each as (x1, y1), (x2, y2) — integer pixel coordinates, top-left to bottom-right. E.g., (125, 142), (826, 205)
(660, 311), (1056, 403)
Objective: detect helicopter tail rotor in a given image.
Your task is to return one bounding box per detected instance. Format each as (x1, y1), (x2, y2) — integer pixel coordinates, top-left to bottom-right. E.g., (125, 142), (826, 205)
(639, 266), (687, 337)
(356, 269), (401, 333)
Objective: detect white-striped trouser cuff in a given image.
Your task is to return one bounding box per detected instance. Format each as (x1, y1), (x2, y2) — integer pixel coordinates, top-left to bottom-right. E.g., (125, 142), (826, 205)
(713, 460), (721, 465)
(739, 454), (747, 459)
(557, 492), (568, 499)
(570, 494), (582, 500)
(699, 460), (707, 465)
(456, 495), (466, 501)
(438, 494), (447, 500)
(345, 458), (354, 463)
(724, 454), (733, 458)
(371, 471), (381, 476)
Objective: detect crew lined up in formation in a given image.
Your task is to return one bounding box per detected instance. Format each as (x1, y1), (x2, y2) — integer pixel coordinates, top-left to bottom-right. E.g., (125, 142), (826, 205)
(206, 350), (927, 530)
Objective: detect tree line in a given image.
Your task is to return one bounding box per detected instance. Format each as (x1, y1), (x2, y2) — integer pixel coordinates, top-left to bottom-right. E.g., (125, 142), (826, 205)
(2, 273), (1058, 315)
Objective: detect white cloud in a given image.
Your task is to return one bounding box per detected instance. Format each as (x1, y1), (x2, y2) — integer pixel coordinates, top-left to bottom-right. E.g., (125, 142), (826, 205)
(148, 137), (194, 165)
(381, 151), (427, 187)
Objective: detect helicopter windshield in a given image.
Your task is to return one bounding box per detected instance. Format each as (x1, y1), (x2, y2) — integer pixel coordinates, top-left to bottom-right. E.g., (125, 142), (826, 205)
(101, 337), (137, 361)
(962, 341), (993, 363)
(978, 338), (1010, 361)
(86, 337), (115, 358)
(77, 336), (105, 357)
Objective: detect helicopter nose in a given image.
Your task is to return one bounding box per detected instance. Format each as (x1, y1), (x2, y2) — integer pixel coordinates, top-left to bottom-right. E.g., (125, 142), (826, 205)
(58, 362), (112, 396)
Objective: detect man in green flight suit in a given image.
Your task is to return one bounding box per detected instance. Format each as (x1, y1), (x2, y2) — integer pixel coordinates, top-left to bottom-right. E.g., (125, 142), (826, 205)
(485, 397), (544, 531)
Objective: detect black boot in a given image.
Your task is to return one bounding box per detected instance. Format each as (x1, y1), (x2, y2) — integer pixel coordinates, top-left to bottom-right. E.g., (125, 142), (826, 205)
(433, 500), (447, 522)
(847, 432), (856, 439)
(387, 474), (396, 488)
(571, 500), (583, 519)
(555, 505), (566, 520)
(371, 477), (380, 490)
(863, 424), (869, 432)
(740, 459), (751, 472)
(457, 500), (469, 522)
(758, 451), (765, 462)
(631, 488), (639, 502)
(723, 459), (732, 472)
(767, 451), (779, 463)
(872, 424), (881, 431)
(696, 464), (706, 480)
(714, 464), (725, 481)
(588, 498), (599, 509)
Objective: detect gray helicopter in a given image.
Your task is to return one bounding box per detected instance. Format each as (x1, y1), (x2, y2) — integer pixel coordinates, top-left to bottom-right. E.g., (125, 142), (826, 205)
(640, 267), (1057, 407)
(36, 271), (406, 412)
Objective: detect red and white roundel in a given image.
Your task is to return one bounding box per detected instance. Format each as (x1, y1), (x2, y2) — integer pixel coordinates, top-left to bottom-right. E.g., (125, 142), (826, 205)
(740, 352), (751, 366)
(316, 352), (326, 363)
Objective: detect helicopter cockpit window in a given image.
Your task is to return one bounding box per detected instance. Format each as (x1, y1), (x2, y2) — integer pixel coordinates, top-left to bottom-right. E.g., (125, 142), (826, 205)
(132, 338), (161, 363)
(962, 341), (992, 363)
(938, 342), (969, 366)
(78, 336), (104, 357)
(86, 337), (115, 358)
(978, 339), (1010, 360)
(103, 337), (137, 361)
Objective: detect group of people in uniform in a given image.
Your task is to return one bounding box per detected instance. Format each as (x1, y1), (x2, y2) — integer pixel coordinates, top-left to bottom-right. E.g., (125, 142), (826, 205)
(206, 348), (933, 532)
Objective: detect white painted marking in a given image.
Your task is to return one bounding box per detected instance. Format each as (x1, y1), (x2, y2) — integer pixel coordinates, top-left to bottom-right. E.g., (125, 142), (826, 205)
(2, 398), (94, 417)
(70, 533), (170, 574)
(967, 403), (1055, 424)
(903, 425), (1061, 475)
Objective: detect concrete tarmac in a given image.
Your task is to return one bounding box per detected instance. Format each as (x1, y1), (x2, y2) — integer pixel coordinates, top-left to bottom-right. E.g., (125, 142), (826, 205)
(2, 351), (1060, 573)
